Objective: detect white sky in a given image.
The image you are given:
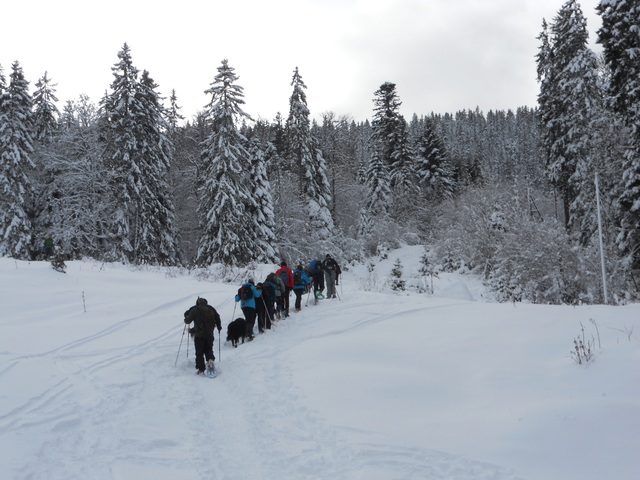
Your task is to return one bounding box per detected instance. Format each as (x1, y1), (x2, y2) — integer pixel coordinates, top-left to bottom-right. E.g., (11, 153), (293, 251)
(1, 0), (603, 123)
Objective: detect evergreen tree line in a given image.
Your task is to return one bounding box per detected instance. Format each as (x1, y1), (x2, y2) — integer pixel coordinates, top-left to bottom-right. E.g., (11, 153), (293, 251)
(0, 0), (638, 304)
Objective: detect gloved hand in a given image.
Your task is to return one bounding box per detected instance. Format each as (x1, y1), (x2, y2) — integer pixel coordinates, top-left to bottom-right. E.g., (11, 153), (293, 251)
(217, 325), (222, 332)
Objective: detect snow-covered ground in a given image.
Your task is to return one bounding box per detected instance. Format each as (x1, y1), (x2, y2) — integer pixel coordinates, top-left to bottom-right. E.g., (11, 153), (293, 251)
(1, 246), (639, 480)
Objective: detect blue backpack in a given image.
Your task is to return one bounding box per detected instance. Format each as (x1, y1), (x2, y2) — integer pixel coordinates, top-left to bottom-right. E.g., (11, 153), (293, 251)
(310, 259), (320, 274)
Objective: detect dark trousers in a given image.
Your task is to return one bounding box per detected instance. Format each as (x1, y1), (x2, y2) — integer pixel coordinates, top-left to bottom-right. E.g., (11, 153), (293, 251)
(265, 301), (274, 328)
(282, 287), (291, 315)
(313, 272), (324, 293)
(256, 297), (272, 331)
(193, 335), (214, 372)
(242, 307), (257, 337)
(294, 289), (303, 310)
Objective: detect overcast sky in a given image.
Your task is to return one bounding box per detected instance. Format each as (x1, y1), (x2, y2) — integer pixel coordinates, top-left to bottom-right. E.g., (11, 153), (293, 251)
(1, 0), (603, 124)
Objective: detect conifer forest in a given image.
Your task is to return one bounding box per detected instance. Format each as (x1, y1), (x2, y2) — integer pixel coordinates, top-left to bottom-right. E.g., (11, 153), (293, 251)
(1, 0), (639, 304)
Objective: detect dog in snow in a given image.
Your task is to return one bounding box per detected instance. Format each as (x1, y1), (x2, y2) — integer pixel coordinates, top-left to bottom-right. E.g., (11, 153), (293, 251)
(227, 317), (246, 347)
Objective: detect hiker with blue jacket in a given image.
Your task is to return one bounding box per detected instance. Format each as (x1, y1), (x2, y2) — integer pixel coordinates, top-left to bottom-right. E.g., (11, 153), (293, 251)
(292, 265), (312, 312)
(235, 279), (262, 341)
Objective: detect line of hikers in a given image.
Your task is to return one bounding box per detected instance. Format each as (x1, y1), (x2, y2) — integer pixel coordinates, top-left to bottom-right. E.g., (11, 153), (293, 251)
(235, 255), (342, 341)
(183, 255), (341, 375)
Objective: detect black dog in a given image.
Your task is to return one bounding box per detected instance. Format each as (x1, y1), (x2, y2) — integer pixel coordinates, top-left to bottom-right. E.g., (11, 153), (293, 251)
(227, 317), (246, 347)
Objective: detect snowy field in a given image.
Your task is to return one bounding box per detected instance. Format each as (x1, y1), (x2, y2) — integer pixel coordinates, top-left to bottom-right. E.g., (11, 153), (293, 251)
(1, 245), (639, 480)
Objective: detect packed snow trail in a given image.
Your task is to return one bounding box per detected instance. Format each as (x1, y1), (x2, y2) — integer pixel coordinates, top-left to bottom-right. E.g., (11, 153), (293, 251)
(3, 258), (638, 479)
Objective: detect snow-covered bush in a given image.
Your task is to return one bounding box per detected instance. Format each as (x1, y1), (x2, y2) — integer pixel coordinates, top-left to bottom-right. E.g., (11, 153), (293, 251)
(389, 258), (406, 291)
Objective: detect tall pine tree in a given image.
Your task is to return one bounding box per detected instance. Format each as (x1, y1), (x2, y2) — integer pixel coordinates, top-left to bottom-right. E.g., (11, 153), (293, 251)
(362, 82), (405, 225)
(132, 70), (180, 265)
(597, 0), (640, 272)
(0, 61), (35, 259)
(536, 0), (600, 229)
(285, 67), (334, 241)
(247, 135), (277, 263)
(100, 44), (180, 264)
(32, 72), (59, 144)
(197, 59), (255, 266)
(414, 120), (455, 200)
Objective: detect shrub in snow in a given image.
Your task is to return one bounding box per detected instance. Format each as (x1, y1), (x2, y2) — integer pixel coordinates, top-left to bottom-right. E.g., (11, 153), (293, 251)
(570, 321), (600, 365)
(389, 258), (406, 291)
(418, 246), (439, 294)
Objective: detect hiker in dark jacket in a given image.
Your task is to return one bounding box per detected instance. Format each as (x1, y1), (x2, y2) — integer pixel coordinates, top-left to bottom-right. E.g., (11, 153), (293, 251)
(292, 265), (312, 312)
(263, 275), (278, 322)
(234, 279), (262, 340)
(309, 258), (324, 298)
(322, 254), (340, 299)
(266, 272), (286, 319)
(255, 282), (274, 332)
(184, 297), (222, 375)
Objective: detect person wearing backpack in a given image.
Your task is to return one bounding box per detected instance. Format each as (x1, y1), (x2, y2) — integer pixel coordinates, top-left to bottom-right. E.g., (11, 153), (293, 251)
(262, 275), (278, 323)
(292, 264), (312, 312)
(255, 282), (274, 332)
(184, 297), (222, 375)
(322, 254), (340, 299)
(309, 258), (325, 299)
(234, 279), (262, 341)
(275, 261), (294, 317)
(266, 272), (285, 319)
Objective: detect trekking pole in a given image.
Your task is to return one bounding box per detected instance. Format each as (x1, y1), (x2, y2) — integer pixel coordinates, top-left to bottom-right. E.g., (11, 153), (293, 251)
(305, 286), (311, 307)
(174, 324), (187, 367)
(231, 302), (237, 323)
(261, 296), (273, 329)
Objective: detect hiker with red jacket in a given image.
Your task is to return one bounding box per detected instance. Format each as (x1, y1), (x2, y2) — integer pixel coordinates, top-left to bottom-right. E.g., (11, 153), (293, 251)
(275, 261), (294, 317)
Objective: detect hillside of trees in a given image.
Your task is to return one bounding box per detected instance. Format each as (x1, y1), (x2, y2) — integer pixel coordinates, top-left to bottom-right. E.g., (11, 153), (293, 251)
(1, 0), (638, 304)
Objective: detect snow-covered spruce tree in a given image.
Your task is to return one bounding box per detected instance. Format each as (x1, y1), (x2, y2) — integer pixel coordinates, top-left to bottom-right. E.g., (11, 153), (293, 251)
(0, 61), (35, 259)
(536, 1), (600, 230)
(32, 72), (59, 144)
(166, 89), (184, 131)
(132, 70), (181, 265)
(285, 67), (334, 242)
(414, 119), (455, 204)
(360, 148), (391, 221)
(389, 257), (406, 291)
(196, 59), (255, 266)
(419, 245), (438, 294)
(597, 0), (640, 274)
(365, 82), (404, 218)
(388, 116), (415, 194)
(247, 135), (277, 263)
(30, 72), (61, 249)
(100, 44), (180, 265)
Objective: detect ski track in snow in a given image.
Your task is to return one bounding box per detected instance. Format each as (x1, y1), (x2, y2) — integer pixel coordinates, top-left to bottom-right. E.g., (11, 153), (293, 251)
(2, 274), (524, 480)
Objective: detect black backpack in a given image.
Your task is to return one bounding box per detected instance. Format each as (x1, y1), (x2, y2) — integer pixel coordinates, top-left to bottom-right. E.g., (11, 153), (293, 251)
(293, 270), (303, 286)
(279, 269), (290, 285)
(238, 285), (253, 300)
